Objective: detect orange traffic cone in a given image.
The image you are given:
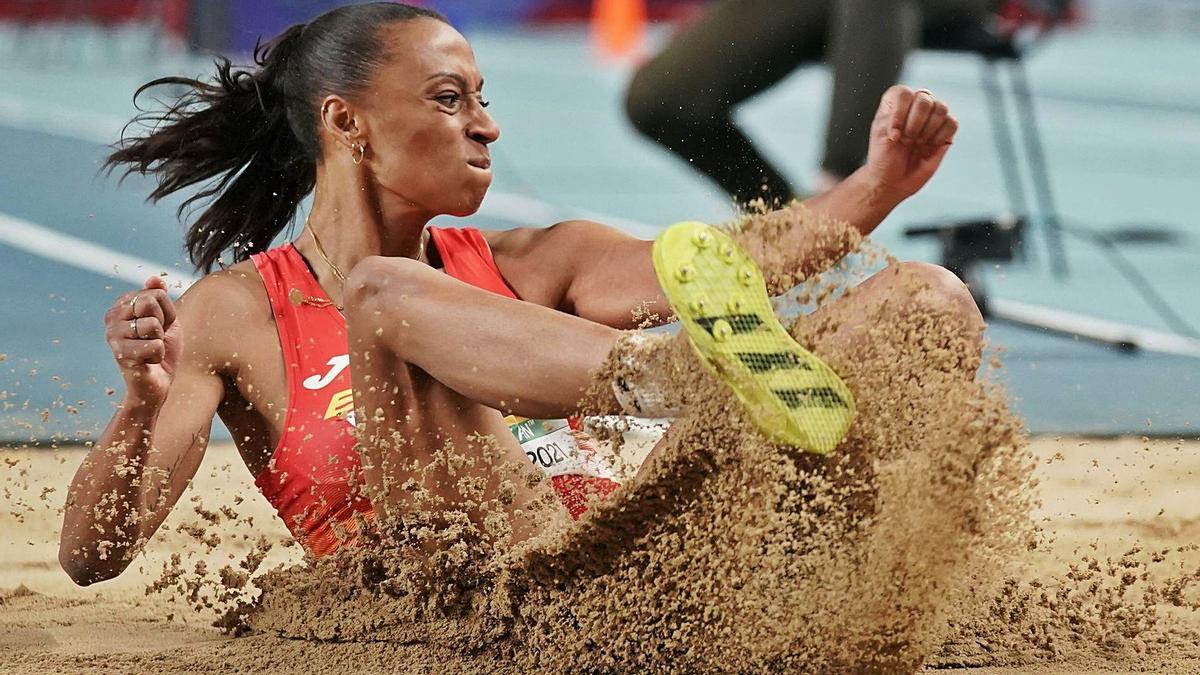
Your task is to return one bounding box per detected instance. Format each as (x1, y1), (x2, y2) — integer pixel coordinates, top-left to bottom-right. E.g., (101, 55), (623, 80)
(591, 0), (647, 62)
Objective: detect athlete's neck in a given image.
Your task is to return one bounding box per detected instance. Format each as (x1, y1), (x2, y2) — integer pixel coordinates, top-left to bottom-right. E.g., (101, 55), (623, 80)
(299, 169), (430, 300)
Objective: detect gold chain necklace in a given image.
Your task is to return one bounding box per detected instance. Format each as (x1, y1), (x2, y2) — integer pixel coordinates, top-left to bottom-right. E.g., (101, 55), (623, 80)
(297, 223), (428, 311)
(308, 227), (349, 283)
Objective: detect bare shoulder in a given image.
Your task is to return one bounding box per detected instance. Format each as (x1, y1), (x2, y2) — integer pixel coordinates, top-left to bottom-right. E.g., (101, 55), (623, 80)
(177, 261), (268, 319)
(174, 261), (273, 365)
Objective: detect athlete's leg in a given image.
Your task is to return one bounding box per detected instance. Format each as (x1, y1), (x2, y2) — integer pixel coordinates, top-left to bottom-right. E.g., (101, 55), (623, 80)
(822, 0), (997, 179)
(625, 0), (831, 207)
(516, 259), (984, 592)
(343, 265), (574, 542)
(822, 0), (922, 180)
(343, 250), (981, 444)
(800, 260), (984, 367)
(632, 260), (983, 477)
(343, 255), (631, 421)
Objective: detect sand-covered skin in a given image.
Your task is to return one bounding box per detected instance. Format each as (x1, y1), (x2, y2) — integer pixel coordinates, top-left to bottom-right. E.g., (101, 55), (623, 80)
(5, 210), (1199, 672)
(7, 272), (1199, 672)
(3, 437), (1198, 673)
(217, 218), (1011, 671)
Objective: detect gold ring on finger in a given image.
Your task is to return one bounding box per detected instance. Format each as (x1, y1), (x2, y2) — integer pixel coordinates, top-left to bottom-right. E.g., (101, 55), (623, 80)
(130, 294), (139, 314)
(914, 88), (934, 99)
(131, 320), (140, 339)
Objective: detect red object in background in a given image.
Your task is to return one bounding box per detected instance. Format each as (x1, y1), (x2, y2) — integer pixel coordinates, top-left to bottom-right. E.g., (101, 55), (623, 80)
(591, 0), (646, 60)
(158, 0), (189, 38)
(533, 0), (702, 23)
(996, 0), (1082, 35)
(0, 0), (189, 37)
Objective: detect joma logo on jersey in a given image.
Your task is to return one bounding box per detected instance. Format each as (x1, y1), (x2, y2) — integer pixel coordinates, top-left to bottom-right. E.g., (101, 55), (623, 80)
(324, 388), (354, 422)
(304, 354), (350, 390)
(306, 356), (354, 426)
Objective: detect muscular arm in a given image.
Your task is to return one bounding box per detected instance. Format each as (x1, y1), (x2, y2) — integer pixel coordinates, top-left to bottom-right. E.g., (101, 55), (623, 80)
(488, 169), (897, 329)
(488, 221), (664, 330)
(734, 83), (959, 289)
(59, 281), (228, 586)
(491, 85), (955, 328)
(731, 169), (902, 293)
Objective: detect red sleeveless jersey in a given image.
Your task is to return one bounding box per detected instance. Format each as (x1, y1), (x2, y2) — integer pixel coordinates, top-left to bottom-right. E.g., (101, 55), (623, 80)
(250, 227), (619, 558)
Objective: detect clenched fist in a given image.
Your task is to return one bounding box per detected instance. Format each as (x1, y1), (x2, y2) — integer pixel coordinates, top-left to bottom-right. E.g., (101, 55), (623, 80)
(104, 276), (182, 406)
(864, 85), (960, 202)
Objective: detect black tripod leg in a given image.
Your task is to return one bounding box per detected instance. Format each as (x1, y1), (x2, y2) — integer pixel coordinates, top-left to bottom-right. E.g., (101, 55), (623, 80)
(981, 59), (1030, 227)
(1011, 59), (1069, 278)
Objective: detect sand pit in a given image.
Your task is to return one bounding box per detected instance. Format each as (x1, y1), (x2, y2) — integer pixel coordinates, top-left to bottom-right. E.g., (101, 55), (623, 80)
(3, 435), (1198, 673)
(4, 209), (1197, 673)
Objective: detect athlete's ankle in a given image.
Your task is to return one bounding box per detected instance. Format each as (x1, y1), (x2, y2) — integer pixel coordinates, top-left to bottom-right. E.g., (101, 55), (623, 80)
(609, 331), (687, 418)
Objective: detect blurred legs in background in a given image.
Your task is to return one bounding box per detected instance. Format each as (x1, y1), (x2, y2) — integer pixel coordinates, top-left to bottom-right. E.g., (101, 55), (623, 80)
(185, 0), (230, 54)
(625, 0), (993, 207)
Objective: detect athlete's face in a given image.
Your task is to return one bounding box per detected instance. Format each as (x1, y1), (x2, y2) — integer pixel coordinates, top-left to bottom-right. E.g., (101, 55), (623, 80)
(356, 19), (499, 217)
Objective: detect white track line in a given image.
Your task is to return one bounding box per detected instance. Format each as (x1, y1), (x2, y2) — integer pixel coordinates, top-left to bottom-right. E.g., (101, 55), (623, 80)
(0, 212), (197, 296)
(0, 96), (665, 236)
(990, 298), (1200, 358)
(0, 97), (125, 146)
(4, 98), (1199, 359)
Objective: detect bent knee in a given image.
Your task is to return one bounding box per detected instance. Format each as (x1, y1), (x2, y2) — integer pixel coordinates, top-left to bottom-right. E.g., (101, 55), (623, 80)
(624, 67), (728, 140)
(624, 74), (672, 139)
(343, 255), (431, 316)
(891, 261), (983, 331)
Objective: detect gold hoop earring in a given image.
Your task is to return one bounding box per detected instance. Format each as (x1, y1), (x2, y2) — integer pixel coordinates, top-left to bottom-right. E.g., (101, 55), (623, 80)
(351, 142), (365, 165)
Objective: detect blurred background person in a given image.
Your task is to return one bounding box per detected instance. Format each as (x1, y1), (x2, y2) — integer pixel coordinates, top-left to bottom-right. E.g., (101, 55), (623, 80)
(625, 0), (998, 207)
(1, 1), (1200, 668)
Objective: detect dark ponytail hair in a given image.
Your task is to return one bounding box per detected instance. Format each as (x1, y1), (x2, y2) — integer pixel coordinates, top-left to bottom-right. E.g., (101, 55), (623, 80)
(106, 2), (447, 273)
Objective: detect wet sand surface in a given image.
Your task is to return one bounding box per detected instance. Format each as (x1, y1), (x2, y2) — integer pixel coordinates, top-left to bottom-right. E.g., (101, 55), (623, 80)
(3, 435), (1197, 673)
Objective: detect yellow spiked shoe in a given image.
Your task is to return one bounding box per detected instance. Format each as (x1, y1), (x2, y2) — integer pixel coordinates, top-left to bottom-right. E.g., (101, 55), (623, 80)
(652, 221), (855, 454)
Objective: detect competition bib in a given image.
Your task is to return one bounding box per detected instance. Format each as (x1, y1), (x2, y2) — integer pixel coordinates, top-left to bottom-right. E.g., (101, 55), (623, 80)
(504, 415), (620, 481)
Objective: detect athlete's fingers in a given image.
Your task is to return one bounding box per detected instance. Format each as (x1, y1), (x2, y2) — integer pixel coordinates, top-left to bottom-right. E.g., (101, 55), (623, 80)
(878, 86), (916, 141)
(924, 116), (959, 157)
(921, 140), (954, 166)
(902, 92), (936, 143)
(127, 317), (165, 340)
(141, 276), (178, 329)
(920, 100), (950, 145)
(111, 338), (167, 366)
(106, 291), (135, 323)
(132, 288), (169, 325)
